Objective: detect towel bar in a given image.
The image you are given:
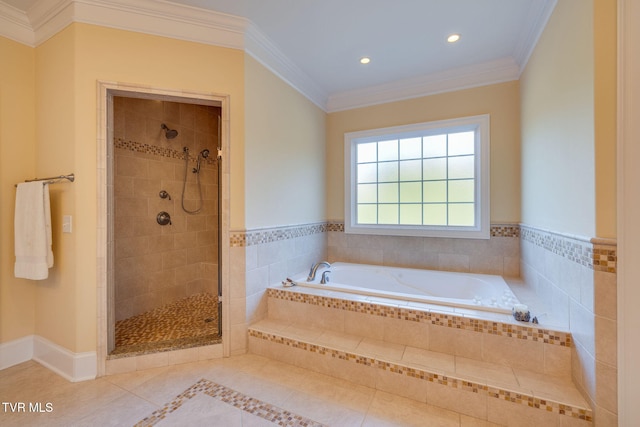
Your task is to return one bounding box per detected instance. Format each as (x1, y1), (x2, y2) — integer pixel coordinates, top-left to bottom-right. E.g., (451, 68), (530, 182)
(15, 173), (75, 187)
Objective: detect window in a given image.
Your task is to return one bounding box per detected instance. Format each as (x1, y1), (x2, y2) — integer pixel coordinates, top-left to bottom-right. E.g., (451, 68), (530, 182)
(344, 114), (490, 239)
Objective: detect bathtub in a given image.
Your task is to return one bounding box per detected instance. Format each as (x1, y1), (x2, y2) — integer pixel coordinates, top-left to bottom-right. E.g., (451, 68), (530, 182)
(287, 262), (520, 314)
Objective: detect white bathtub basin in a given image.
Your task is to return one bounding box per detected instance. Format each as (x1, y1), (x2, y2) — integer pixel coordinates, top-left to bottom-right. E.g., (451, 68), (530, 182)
(288, 262), (520, 314)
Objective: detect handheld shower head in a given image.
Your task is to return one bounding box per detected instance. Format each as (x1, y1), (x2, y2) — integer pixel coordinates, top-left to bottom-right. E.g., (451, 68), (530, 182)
(161, 123), (178, 139)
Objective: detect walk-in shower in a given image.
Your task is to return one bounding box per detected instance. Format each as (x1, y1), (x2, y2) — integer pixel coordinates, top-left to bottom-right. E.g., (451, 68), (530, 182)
(109, 96), (222, 357)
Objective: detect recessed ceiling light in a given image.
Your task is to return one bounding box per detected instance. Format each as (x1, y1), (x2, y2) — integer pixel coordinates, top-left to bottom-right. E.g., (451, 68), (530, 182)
(447, 34), (461, 43)
(360, 57), (371, 64)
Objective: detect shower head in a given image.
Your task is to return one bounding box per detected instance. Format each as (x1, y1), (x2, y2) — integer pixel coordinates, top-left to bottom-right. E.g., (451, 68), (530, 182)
(200, 149), (210, 158)
(161, 123), (178, 139)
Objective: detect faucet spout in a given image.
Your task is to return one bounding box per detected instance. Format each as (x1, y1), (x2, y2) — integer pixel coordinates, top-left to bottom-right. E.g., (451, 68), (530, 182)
(307, 261), (331, 282)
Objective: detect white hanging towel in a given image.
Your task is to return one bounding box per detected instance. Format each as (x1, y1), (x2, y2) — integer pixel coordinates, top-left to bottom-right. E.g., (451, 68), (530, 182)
(14, 181), (54, 280)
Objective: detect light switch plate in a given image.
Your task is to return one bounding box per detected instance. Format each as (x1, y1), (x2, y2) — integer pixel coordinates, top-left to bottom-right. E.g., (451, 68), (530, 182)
(63, 215), (72, 233)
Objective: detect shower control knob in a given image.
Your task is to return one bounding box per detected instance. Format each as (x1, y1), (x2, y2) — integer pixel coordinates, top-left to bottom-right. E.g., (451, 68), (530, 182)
(159, 190), (171, 200)
(157, 211), (172, 226)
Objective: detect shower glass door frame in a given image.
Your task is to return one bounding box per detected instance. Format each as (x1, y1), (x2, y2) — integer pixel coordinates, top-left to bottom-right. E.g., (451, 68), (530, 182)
(96, 81), (231, 376)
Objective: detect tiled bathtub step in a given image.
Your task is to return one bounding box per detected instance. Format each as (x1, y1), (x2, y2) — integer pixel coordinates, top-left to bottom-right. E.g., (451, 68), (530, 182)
(267, 287), (572, 377)
(248, 319), (592, 426)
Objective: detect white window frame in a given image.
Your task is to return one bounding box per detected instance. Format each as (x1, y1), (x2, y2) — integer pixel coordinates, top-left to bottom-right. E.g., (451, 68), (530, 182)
(344, 114), (490, 239)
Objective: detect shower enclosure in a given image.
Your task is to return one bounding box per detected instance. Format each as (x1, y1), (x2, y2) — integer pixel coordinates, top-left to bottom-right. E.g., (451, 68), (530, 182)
(109, 96), (222, 356)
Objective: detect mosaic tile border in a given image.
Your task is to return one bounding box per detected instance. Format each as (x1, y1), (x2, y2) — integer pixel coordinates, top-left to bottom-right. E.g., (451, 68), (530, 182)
(520, 225), (617, 273)
(490, 223), (520, 238)
(135, 378), (326, 427)
(268, 288), (571, 347)
(230, 222), (328, 247)
(249, 330), (592, 422)
(231, 222), (518, 248)
(115, 138), (216, 166)
(231, 221), (616, 274)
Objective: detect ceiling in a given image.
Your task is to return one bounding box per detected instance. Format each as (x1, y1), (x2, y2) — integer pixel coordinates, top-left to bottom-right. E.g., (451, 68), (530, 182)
(1, 0), (556, 111)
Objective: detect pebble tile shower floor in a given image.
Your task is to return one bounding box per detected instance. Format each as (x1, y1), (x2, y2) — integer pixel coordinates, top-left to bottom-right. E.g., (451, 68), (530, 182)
(111, 293), (220, 357)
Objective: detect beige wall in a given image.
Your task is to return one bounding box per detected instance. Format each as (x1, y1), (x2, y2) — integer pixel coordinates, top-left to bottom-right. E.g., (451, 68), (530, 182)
(0, 23), (245, 353)
(326, 81), (521, 223)
(520, 0), (600, 238)
(244, 55), (326, 229)
(33, 24), (79, 354)
(594, 0), (617, 238)
(0, 37), (37, 343)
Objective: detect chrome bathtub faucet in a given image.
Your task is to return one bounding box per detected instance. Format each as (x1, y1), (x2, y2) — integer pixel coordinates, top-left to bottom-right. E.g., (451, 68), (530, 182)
(307, 261), (331, 281)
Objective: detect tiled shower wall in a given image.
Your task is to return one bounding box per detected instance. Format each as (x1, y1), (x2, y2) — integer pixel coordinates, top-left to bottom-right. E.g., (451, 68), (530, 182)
(520, 225), (617, 427)
(113, 97), (220, 321)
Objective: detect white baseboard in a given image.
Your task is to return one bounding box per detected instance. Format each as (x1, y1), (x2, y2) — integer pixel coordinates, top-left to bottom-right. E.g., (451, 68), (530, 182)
(0, 335), (33, 370)
(0, 335), (96, 382)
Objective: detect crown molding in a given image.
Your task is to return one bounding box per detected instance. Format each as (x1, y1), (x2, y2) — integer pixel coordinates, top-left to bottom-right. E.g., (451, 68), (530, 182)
(27, 0), (248, 48)
(0, 0), (552, 113)
(512, 0), (557, 74)
(244, 22), (328, 110)
(326, 58), (520, 113)
(0, 2), (35, 46)
(0, 0), (327, 108)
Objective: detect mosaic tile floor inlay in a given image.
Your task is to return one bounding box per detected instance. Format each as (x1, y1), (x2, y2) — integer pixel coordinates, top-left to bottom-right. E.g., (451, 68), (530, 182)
(135, 379), (327, 427)
(112, 293), (220, 357)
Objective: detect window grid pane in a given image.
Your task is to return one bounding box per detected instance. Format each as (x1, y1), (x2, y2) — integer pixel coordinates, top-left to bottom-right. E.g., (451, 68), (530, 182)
(355, 131), (476, 227)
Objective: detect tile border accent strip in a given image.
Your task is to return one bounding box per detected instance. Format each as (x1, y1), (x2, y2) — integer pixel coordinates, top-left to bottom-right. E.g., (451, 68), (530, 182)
(114, 138), (216, 166)
(230, 222), (328, 247)
(231, 222), (519, 248)
(268, 288), (571, 347)
(249, 330), (592, 422)
(135, 378), (327, 427)
(520, 224), (617, 273)
(231, 221), (616, 274)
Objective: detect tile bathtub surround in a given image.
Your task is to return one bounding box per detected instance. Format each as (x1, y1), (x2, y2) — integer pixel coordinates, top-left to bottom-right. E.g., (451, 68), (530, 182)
(267, 287), (571, 349)
(520, 224), (618, 426)
(113, 97), (220, 321)
(227, 221), (329, 355)
(231, 223), (521, 276)
(232, 222), (616, 276)
(327, 223), (522, 277)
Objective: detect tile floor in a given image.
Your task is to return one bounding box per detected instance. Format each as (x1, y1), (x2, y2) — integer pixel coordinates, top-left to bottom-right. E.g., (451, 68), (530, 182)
(0, 354), (502, 426)
(112, 293), (220, 357)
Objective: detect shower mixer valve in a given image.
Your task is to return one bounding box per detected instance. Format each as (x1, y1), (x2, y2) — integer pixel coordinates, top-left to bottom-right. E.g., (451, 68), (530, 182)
(159, 190), (171, 200)
(156, 211), (172, 226)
